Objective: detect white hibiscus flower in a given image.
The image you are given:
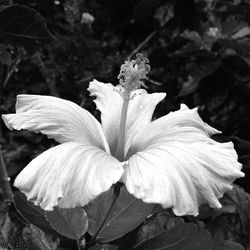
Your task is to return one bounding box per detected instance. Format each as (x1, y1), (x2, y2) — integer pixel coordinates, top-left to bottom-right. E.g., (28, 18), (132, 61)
(2, 54), (244, 216)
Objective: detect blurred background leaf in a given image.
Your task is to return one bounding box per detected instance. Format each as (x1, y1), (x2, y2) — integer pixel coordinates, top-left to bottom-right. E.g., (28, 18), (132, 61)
(0, 5), (54, 52)
(1, 0), (250, 249)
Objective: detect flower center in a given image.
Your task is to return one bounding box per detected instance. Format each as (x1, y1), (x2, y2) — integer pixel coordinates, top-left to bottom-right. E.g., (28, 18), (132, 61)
(115, 53), (150, 161)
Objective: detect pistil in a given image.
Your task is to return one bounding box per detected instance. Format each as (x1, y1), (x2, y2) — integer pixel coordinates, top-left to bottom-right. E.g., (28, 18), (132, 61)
(115, 54), (150, 161)
(115, 91), (130, 161)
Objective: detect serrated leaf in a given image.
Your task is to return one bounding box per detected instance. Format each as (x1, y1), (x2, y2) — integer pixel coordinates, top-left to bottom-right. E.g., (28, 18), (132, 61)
(86, 186), (154, 243)
(14, 192), (60, 237)
(0, 5), (54, 51)
(129, 222), (244, 250)
(45, 207), (88, 240)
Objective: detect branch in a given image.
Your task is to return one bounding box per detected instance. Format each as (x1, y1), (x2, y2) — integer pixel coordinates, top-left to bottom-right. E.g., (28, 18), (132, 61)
(0, 65), (4, 140)
(127, 9), (172, 60)
(127, 30), (157, 60)
(0, 147), (13, 202)
(231, 136), (250, 145)
(2, 56), (21, 88)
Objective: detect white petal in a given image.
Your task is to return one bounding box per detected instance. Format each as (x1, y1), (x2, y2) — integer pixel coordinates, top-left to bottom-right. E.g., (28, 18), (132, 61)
(123, 105), (244, 216)
(127, 104), (219, 157)
(88, 79), (166, 156)
(2, 95), (109, 151)
(125, 89), (166, 156)
(88, 80), (123, 154)
(14, 142), (124, 210)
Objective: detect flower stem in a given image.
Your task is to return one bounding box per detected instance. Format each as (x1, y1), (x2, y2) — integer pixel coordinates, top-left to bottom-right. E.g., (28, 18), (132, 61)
(86, 184), (121, 248)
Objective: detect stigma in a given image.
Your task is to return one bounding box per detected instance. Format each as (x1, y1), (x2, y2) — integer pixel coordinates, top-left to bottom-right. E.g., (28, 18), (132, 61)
(117, 53), (150, 96)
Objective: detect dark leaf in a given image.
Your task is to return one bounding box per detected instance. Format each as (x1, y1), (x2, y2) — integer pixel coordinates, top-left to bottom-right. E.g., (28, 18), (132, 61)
(45, 207), (88, 240)
(177, 76), (201, 97)
(0, 5), (54, 51)
(221, 18), (250, 39)
(133, 0), (161, 23)
(173, 43), (208, 57)
(231, 27), (250, 39)
(0, 206), (30, 250)
(236, 140), (250, 155)
(14, 191), (60, 237)
(177, 57), (221, 97)
(129, 222), (244, 250)
(23, 224), (58, 250)
(181, 30), (202, 44)
(189, 59), (221, 79)
(0, 214), (14, 249)
(119, 212), (184, 250)
(0, 43), (11, 65)
(135, 212), (184, 243)
(88, 244), (118, 250)
(86, 186), (154, 243)
(198, 185), (250, 224)
(217, 38), (250, 58)
(220, 185), (250, 235)
(154, 2), (174, 27)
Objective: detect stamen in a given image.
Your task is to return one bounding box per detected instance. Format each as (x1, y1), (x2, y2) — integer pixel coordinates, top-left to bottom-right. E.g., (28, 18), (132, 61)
(115, 54), (150, 161)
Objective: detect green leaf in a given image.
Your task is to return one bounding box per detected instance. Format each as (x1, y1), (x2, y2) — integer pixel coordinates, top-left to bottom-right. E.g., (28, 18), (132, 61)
(86, 186), (154, 243)
(0, 5), (54, 51)
(45, 207), (88, 240)
(14, 192), (61, 237)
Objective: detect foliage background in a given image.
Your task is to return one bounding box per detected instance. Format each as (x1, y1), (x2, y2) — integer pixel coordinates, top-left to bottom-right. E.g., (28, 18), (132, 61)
(1, 0), (250, 249)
